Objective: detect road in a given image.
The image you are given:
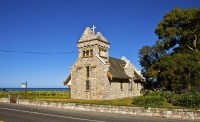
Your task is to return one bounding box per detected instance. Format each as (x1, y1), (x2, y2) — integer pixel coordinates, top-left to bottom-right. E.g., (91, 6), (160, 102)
(0, 103), (192, 122)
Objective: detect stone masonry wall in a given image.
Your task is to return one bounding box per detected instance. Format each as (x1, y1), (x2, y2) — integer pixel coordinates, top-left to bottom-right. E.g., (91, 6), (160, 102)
(70, 56), (109, 100)
(123, 62), (143, 96)
(0, 98), (199, 121)
(108, 80), (134, 99)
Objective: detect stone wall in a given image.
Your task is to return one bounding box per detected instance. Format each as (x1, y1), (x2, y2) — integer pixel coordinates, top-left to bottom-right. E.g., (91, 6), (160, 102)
(108, 80), (134, 99)
(70, 56), (110, 100)
(0, 98), (199, 121)
(122, 58), (143, 96)
(0, 98), (9, 103)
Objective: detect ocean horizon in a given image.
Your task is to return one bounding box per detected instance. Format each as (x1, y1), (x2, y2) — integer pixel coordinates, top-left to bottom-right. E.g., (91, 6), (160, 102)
(0, 88), (69, 91)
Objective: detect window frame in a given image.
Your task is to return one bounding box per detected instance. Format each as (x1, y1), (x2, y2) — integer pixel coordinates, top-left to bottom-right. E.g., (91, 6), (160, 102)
(129, 81), (133, 90)
(90, 50), (93, 57)
(82, 51), (85, 57)
(86, 66), (90, 78)
(120, 80), (123, 90)
(86, 50), (89, 57)
(86, 80), (90, 90)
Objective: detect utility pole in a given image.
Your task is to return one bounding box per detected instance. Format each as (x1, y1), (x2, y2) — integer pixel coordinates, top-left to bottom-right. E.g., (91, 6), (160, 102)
(22, 81), (27, 99)
(25, 81), (27, 99)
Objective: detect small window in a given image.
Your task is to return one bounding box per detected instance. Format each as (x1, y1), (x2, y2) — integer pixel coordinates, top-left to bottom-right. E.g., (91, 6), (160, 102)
(120, 81), (123, 90)
(86, 66), (90, 78)
(86, 50), (89, 57)
(83, 51), (85, 57)
(99, 50), (101, 56)
(99, 49), (107, 58)
(90, 50), (93, 57)
(86, 80), (90, 90)
(129, 81), (133, 90)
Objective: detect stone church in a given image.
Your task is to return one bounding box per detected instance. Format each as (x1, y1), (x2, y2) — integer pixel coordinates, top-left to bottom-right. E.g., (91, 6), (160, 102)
(64, 26), (145, 100)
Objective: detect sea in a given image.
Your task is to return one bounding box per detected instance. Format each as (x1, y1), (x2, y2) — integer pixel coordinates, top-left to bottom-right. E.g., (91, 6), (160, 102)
(0, 88), (69, 91)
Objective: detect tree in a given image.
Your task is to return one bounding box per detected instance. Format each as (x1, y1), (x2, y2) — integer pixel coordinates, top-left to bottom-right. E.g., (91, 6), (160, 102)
(155, 8), (200, 53)
(139, 8), (200, 90)
(138, 41), (166, 89)
(147, 52), (200, 91)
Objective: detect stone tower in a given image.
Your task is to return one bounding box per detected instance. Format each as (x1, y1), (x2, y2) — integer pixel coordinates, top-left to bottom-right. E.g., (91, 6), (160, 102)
(77, 27), (110, 63)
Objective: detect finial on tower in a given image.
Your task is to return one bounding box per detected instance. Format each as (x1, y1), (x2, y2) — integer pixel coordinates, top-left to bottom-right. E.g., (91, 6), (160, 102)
(91, 25), (96, 34)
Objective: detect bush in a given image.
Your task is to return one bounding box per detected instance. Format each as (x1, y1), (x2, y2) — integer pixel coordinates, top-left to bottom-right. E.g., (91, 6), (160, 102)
(132, 96), (166, 107)
(172, 92), (200, 108)
(146, 90), (162, 96)
(160, 91), (175, 103)
(143, 90), (175, 103)
(40, 92), (47, 96)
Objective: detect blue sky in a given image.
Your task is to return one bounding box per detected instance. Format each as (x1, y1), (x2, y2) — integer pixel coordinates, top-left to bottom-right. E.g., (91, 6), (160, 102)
(0, 0), (199, 88)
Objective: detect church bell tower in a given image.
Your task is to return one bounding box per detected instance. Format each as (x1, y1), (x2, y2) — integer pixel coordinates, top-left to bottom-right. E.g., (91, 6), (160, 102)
(77, 25), (110, 63)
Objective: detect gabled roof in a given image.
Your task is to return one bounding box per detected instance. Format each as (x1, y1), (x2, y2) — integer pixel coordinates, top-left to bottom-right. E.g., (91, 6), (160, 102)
(78, 27), (108, 43)
(64, 74), (71, 86)
(79, 27), (96, 42)
(108, 57), (130, 80)
(96, 32), (108, 42)
(121, 56), (146, 81)
(134, 71), (144, 80)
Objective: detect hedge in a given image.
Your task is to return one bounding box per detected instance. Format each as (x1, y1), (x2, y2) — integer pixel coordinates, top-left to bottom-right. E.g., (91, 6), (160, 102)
(132, 96), (166, 107)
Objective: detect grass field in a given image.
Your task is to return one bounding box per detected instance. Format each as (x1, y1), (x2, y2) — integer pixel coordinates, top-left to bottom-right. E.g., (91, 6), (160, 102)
(0, 91), (136, 106)
(0, 90), (185, 109)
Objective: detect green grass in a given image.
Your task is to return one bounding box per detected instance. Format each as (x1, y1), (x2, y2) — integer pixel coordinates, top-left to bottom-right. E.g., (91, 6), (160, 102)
(0, 91), (199, 109)
(33, 97), (136, 106)
(0, 91), (70, 100)
(24, 96), (189, 109)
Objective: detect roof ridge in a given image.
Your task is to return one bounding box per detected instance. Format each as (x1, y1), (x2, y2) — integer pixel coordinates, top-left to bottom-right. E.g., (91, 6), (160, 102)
(108, 56), (130, 79)
(109, 56), (122, 60)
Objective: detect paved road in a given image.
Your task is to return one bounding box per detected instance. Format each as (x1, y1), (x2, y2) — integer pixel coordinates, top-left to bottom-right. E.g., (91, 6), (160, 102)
(0, 103), (192, 122)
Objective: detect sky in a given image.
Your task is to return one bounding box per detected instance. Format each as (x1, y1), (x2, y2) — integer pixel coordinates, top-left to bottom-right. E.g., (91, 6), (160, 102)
(0, 0), (199, 88)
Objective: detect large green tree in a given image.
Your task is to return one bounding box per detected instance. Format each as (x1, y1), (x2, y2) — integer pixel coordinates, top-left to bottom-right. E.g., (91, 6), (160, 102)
(139, 8), (200, 90)
(155, 8), (200, 52)
(147, 52), (200, 91)
(138, 41), (166, 89)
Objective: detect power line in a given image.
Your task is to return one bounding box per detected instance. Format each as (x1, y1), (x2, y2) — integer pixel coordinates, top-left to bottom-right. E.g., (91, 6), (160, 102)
(0, 49), (78, 54)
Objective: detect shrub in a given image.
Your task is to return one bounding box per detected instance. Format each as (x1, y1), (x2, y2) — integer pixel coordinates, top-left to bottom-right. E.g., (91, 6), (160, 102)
(40, 92), (47, 96)
(146, 90), (163, 96)
(140, 89), (150, 96)
(196, 87), (200, 92)
(143, 90), (175, 103)
(180, 88), (189, 93)
(160, 91), (175, 103)
(172, 92), (200, 108)
(132, 96), (166, 107)
(52, 93), (56, 96)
